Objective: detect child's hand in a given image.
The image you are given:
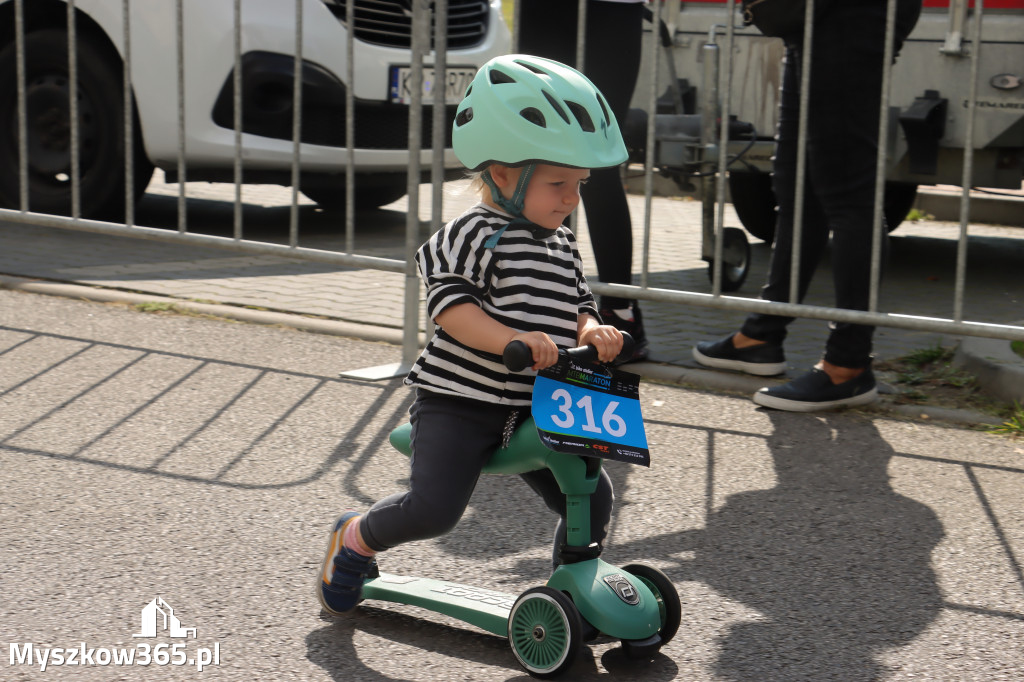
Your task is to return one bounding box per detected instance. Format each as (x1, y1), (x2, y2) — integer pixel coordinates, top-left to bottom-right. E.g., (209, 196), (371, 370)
(509, 331), (559, 371)
(578, 325), (624, 364)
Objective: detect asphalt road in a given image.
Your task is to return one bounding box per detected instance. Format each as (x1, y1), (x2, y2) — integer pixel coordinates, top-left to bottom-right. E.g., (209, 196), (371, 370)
(2, 289), (1022, 681)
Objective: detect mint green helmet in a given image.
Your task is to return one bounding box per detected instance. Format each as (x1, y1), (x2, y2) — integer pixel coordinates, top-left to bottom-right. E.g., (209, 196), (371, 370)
(453, 54), (627, 171)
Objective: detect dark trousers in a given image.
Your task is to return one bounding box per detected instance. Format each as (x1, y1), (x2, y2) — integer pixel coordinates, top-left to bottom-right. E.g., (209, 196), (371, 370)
(741, 0), (921, 369)
(518, 0), (644, 309)
(361, 390), (614, 569)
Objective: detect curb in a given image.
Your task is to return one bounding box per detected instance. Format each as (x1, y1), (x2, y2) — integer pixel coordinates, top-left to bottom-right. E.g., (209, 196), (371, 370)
(954, 328), (1024, 404)
(913, 188), (1024, 228)
(0, 274), (410, 346)
(0, 274), (1006, 428)
(627, 359), (1005, 426)
(624, 179), (1024, 228)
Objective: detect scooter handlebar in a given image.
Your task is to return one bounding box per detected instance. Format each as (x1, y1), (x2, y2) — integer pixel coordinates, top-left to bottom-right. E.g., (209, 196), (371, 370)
(502, 332), (635, 372)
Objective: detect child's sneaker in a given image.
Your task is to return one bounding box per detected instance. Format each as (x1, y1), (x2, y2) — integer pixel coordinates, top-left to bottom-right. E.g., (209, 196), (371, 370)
(317, 512), (377, 615)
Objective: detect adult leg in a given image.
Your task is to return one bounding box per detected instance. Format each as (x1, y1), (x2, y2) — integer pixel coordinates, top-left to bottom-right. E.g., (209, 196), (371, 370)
(579, 1), (643, 309)
(740, 44), (830, 348)
(804, 4), (890, 369)
(519, 0), (643, 312)
(516, 0), (573, 63)
(809, 0), (920, 368)
(748, 7), (895, 409)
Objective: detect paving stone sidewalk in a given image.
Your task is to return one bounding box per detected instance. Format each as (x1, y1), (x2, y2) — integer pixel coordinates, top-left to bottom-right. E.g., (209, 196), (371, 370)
(1, 178), (1022, 380)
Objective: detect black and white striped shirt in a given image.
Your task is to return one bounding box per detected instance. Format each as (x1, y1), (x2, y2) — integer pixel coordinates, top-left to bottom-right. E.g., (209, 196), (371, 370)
(405, 203), (599, 405)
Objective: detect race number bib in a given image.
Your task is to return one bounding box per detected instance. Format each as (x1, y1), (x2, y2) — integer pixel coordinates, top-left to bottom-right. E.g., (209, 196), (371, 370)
(532, 356), (650, 467)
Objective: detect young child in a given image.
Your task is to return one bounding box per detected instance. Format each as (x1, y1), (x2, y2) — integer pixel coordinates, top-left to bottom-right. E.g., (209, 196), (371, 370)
(318, 54), (628, 615)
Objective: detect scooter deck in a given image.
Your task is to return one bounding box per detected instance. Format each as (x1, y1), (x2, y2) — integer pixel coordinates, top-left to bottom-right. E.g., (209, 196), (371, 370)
(361, 573), (515, 637)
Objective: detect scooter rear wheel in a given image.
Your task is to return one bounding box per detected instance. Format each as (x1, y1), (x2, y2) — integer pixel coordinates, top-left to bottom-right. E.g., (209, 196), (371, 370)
(508, 586), (582, 678)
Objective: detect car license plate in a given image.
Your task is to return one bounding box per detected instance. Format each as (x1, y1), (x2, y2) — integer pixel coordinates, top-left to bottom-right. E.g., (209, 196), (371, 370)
(389, 66), (475, 105)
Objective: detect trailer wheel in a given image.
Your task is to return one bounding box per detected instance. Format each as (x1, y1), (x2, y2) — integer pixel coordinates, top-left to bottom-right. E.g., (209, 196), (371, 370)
(707, 227), (750, 292)
(728, 172), (777, 243)
(728, 172), (919, 244)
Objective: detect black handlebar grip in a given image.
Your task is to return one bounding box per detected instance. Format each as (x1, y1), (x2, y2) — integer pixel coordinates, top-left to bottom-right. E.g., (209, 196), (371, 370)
(617, 331), (635, 363)
(502, 340), (534, 372)
(503, 332), (635, 371)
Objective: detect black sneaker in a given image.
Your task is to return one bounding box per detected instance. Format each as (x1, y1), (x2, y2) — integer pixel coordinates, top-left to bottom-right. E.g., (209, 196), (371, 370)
(692, 334), (786, 376)
(753, 367), (878, 412)
(600, 304), (649, 364)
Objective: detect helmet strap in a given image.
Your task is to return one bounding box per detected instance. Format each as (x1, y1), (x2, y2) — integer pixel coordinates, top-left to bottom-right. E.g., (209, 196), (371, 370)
(480, 163), (537, 249)
(481, 163), (536, 219)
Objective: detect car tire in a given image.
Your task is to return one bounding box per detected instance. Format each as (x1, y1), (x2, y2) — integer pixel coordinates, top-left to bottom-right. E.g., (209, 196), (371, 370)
(0, 28), (153, 221)
(303, 177), (408, 212)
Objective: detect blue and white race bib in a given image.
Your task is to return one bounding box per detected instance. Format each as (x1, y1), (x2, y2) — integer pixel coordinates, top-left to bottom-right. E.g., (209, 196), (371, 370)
(532, 357), (649, 467)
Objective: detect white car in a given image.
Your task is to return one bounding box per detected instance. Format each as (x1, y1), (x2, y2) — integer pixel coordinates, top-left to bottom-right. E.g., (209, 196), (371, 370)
(0, 0), (511, 219)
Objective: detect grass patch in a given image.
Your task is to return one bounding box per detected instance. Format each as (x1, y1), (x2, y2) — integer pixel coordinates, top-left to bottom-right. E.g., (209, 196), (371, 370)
(905, 208), (933, 222)
(130, 300), (238, 323)
(988, 402), (1024, 440)
(874, 343), (1004, 415)
(134, 301), (179, 313)
(1013, 340), (1024, 359)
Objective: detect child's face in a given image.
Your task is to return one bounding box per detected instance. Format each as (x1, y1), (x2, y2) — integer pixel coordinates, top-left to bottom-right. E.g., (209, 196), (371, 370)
(490, 164), (591, 230)
(522, 164), (591, 230)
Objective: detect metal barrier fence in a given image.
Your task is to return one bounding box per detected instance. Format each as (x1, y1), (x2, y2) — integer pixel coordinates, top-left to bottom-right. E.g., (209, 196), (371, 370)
(0, 0), (1022, 374)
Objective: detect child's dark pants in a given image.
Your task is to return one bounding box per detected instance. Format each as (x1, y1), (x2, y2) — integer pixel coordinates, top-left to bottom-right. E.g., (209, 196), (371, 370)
(360, 390), (615, 568)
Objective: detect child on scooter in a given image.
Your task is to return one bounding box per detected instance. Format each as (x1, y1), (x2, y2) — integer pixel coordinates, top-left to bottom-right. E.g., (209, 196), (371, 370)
(319, 55), (628, 615)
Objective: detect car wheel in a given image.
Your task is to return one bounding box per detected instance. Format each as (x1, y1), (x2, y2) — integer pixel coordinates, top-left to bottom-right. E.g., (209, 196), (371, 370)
(303, 177), (408, 212)
(0, 28), (153, 221)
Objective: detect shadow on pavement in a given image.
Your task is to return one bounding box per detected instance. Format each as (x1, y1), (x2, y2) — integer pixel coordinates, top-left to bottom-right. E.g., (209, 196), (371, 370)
(305, 608), (508, 682)
(306, 605), (680, 681)
(673, 411), (945, 681)
(0, 324), (414, 490)
(394, 410), (946, 678)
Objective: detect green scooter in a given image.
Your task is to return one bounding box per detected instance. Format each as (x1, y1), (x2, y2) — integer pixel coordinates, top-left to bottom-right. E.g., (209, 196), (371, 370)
(360, 336), (681, 678)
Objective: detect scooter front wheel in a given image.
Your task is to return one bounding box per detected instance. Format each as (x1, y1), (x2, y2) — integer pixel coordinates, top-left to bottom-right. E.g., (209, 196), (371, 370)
(508, 586), (582, 678)
(620, 563), (682, 655)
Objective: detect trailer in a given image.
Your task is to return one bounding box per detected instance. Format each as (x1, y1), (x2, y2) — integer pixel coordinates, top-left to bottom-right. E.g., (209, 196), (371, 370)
(628, 0), (1024, 289)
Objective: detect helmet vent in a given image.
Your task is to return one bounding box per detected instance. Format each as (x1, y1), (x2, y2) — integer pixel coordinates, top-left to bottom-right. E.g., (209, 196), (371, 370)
(596, 94), (612, 125)
(519, 107), (546, 128)
(489, 68), (516, 85)
(565, 101), (595, 133)
(455, 107), (473, 127)
(542, 91), (570, 124)
(515, 60), (549, 76)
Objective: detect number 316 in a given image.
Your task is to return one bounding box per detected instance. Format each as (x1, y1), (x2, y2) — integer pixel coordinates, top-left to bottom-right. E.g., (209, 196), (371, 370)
(548, 389), (627, 437)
